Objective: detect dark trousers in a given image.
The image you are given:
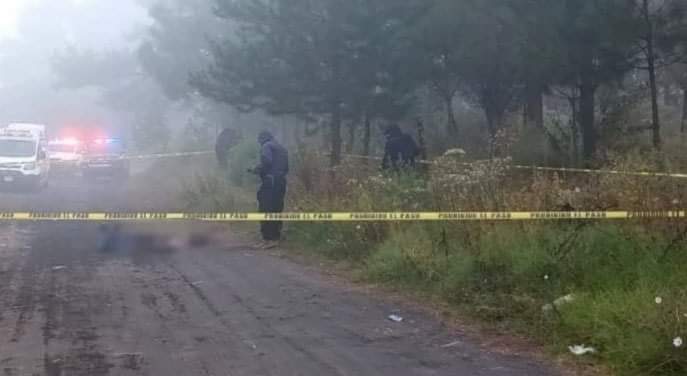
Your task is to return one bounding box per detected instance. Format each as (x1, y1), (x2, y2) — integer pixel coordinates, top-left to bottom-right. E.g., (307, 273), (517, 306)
(257, 176), (287, 241)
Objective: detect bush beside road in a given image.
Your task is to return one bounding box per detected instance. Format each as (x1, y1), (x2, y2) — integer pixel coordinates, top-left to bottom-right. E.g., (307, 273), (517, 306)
(182, 146), (687, 376)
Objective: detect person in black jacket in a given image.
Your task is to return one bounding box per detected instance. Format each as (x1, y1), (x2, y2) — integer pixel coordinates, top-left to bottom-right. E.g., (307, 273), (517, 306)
(381, 124), (420, 171)
(215, 127), (240, 169)
(249, 131), (289, 248)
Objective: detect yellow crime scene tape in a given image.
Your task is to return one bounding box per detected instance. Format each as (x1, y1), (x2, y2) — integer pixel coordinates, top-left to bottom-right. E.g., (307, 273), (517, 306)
(125, 150), (687, 179)
(0, 211), (684, 222)
(16, 151), (676, 224)
(124, 151), (214, 160)
(509, 164), (687, 179)
(338, 153), (687, 179)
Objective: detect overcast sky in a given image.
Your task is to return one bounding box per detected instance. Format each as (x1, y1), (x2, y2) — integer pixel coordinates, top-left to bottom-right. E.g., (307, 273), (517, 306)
(0, 0), (151, 127)
(0, 0), (148, 44)
(0, 0), (94, 39)
(0, 0), (31, 38)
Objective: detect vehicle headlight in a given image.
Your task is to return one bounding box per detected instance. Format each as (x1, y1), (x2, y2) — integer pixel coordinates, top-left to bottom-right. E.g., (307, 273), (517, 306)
(23, 162), (36, 171)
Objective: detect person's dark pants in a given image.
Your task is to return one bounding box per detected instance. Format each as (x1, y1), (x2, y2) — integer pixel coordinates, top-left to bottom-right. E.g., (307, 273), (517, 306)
(257, 176), (287, 241)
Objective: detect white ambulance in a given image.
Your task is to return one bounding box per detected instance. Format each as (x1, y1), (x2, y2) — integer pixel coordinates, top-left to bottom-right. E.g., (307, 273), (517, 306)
(6, 123), (47, 141)
(0, 127), (50, 190)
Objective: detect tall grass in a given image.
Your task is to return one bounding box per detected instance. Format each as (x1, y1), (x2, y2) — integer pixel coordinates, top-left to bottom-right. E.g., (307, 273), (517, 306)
(180, 142), (687, 375)
(284, 147), (687, 376)
(180, 140), (258, 212)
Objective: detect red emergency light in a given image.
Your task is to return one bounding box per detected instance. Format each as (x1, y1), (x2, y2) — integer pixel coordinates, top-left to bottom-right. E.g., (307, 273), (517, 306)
(49, 138), (81, 146)
(57, 126), (108, 144)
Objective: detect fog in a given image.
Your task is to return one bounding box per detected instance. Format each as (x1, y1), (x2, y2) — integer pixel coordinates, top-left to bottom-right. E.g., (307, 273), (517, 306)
(0, 0), (151, 142)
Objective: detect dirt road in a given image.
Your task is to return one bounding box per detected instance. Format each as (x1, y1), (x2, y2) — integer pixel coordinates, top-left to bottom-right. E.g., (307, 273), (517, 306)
(0, 166), (557, 375)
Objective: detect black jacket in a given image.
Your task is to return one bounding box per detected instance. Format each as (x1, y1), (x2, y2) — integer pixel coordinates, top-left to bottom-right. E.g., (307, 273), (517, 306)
(257, 139), (289, 179)
(382, 133), (420, 170)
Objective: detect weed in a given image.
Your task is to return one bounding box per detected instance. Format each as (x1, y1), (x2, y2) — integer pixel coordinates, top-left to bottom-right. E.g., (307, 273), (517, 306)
(181, 142), (687, 375)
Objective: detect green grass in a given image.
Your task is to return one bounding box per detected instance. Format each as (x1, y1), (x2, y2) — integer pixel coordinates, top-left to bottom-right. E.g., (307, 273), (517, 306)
(180, 139), (260, 212)
(180, 152), (687, 375)
(292, 221), (687, 375)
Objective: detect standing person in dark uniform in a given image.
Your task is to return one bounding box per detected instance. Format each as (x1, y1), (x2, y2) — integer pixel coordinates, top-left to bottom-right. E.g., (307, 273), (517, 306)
(215, 127), (240, 169)
(381, 124), (420, 171)
(249, 131), (289, 249)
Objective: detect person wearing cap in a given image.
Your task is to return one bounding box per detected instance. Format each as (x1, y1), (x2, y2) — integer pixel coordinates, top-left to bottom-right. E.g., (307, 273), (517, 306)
(381, 124), (420, 171)
(248, 130), (289, 248)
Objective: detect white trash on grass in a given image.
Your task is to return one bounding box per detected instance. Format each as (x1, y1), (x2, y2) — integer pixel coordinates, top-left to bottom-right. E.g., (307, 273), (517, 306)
(569, 345), (597, 356)
(542, 294), (575, 312)
(388, 314), (403, 323)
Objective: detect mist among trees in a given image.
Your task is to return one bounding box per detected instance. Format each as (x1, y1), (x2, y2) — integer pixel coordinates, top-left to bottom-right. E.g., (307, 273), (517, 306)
(2, 0), (687, 161)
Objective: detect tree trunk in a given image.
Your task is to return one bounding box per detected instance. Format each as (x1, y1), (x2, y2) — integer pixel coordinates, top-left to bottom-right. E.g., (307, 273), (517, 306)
(681, 89), (687, 134)
(484, 105), (503, 138)
(525, 86), (544, 129)
(643, 0), (661, 149)
(484, 106), (503, 158)
(445, 95), (459, 140)
(363, 113), (371, 157)
(415, 118), (427, 161)
(330, 107), (342, 167)
(321, 121), (329, 150)
(579, 78), (596, 161)
(649, 62), (661, 148)
(485, 109), (497, 140)
(346, 122), (356, 154)
(568, 95), (579, 166)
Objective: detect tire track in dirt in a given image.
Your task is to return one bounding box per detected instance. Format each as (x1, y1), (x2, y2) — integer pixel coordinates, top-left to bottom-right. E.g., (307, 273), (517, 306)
(0, 224), (23, 324)
(3, 223), (115, 376)
(160, 261), (278, 375)
(41, 229), (114, 376)
(0, 164), (557, 376)
(166, 255), (364, 376)
(0, 226), (32, 327)
(125, 265), (237, 375)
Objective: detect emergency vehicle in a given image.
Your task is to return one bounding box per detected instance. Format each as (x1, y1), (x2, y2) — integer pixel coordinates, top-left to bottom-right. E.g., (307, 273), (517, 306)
(6, 123), (47, 141)
(0, 127), (50, 190)
(80, 138), (129, 179)
(47, 138), (84, 174)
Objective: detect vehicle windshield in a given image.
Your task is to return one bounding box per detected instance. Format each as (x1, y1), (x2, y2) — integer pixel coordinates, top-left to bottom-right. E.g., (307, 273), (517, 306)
(0, 140), (36, 158)
(85, 140), (125, 155)
(48, 144), (78, 153)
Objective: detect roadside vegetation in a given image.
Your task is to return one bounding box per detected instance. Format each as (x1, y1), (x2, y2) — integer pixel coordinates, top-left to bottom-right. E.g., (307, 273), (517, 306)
(5, 0), (687, 373)
(179, 135), (687, 375)
(283, 146), (687, 376)
(114, 0), (687, 374)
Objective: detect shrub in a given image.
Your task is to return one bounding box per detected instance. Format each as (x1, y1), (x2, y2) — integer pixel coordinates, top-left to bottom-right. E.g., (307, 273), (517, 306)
(361, 223), (687, 374)
(227, 140), (259, 188)
(182, 140), (687, 375)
